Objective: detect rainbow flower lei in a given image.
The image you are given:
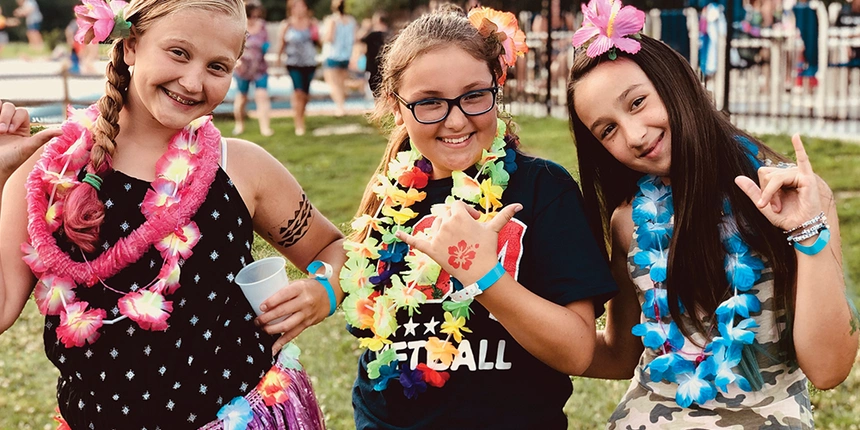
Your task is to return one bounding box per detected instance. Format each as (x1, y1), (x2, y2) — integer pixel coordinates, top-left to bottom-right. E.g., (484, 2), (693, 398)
(23, 104), (220, 348)
(340, 119), (517, 398)
(631, 175), (765, 407)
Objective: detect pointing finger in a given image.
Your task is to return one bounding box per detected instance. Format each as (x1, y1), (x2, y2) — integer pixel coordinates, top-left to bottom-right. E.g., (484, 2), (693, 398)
(792, 134), (814, 175)
(487, 203), (522, 233)
(395, 230), (429, 254)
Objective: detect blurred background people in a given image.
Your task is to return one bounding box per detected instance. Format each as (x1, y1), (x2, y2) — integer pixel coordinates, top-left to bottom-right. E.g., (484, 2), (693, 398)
(277, 0), (319, 136)
(13, 0), (42, 50)
(233, 1), (273, 137)
(322, 0), (355, 117)
(359, 11), (389, 98)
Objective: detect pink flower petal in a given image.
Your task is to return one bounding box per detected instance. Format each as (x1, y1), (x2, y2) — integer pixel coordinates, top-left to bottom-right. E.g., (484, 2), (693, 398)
(587, 36), (613, 57)
(613, 37), (642, 54)
(613, 6), (647, 37)
(118, 291), (173, 331)
(572, 26), (600, 47)
(34, 274), (76, 316)
(56, 301), (105, 348)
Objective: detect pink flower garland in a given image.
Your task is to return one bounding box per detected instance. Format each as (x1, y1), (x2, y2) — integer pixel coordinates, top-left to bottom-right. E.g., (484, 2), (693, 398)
(24, 106), (221, 346)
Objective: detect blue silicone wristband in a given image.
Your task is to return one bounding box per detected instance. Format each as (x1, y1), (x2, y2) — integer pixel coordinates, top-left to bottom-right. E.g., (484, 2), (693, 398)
(475, 262), (507, 292)
(793, 227), (831, 256)
(307, 260), (337, 316)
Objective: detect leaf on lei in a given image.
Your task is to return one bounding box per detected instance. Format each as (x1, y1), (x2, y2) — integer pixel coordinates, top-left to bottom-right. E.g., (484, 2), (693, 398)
(646, 351), (690, 384)
(425, 336), (458, 367)
(155, 222), (201, 260)
(21, 242), (48, 276)
(388, 276), (426, 317)
(716, 318), (758, 346)
(386, 149), (421, 181)
(118, 291), (173, 331)
(256, 366), (292, 406)
(379, 241), (410, 264)
(399, 367), (428, 399)
(151, 255), (182, 295)
(141, 178), (180, 216)
(34, 274), (76, 316)
(397, 166), (429, 189)
(675, 357), (717, 407)
(351, 214), (388, 233)
(710, 344), (751, 392)
(380, 225), (412, 245)
(56, 301), (106, 348)
(440, 311), (472, 343)
(216, 396), (254, 430)
(156, 148), (196, 186)
(341, 288), (377, 329)
(633, 248), (668, 282)
(277, 341), (304, 370)
(402, 250), (442, 287)
(451, 171), (481, 203)
(359, 336), (393, 352)
(339, 258), (376, 294)
(442, 299), (474, 320)
(367, 348), (398, 379)
(571, 0), (645, 58)
(345, 236), (381, 260)
(381, 204), (418, 225)
(73, 0), (129, 44)
(632, 320), (684, 351)
(478, 145), (505, 166)
(724, 247), (765, 292)
(372, 362), (400, 392)
(44, 200), (64, 232)
(478, 178), (503, 211)
(715, 293), (761, 323)
(483, 160), (510, 188)
(371, 296), (398, 339)
(416, 363), (450, 388)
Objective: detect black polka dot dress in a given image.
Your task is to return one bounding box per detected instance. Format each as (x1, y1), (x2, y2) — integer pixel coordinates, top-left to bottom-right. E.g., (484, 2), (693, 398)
(45, 168), (277, 429)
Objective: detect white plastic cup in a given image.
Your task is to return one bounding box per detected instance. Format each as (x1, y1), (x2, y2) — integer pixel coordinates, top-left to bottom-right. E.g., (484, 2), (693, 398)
(236, 256), (289, 324)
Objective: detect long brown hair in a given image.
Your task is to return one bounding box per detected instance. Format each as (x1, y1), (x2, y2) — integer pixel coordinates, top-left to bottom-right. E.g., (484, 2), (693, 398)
(567, 36), (798, 363)
(353, 4), (514, 238)
(63, 0), (246, 252)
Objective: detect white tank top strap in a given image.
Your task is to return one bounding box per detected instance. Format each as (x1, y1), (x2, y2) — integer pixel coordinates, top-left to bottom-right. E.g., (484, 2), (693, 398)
(220, 137), (228, 170)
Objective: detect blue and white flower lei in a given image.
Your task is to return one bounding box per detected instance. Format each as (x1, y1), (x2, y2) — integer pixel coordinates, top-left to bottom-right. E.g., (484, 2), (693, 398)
(631, 175), (766, 407)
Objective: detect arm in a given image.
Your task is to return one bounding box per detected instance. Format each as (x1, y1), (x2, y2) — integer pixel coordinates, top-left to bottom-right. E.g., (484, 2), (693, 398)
(581, 203), (645, 379)
(0, 101), (63, 333)
(275, 20), (288, 65)
(322, 16), (335, 44)
(224, 138), (346, 353)
(735, 134), (859, 389)
(398, 202), (602, 375)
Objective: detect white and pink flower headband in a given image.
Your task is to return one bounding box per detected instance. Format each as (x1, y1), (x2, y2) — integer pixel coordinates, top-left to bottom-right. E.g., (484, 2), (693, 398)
(572, 0), (646, 60)
(74, 0), (131, 45)
(467, 7), (528, 86)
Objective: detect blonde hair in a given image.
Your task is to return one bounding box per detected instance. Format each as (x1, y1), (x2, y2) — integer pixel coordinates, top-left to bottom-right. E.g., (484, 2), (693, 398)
(354, 4), (509, 230)
(63, 0), (246, 252)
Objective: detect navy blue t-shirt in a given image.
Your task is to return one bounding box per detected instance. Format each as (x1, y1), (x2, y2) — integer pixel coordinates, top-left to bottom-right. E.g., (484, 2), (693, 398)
(351, 153), (618, 429)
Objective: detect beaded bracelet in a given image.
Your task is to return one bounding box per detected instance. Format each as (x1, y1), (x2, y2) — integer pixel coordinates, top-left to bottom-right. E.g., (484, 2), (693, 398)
(307, 260), (337, 317)
(783, 211), (826, 235)
(787, 222), (829, 244)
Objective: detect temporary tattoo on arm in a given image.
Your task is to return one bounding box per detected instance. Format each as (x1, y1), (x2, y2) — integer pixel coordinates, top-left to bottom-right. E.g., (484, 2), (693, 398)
(268, 193), (313, 248)
(448, 240), (478, 270)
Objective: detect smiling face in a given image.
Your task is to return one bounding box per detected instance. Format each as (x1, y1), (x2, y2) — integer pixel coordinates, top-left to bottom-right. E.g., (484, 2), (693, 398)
(123, 9), (245, 131)
(574, 58), (672, 178)
(392, 46), (498, 180)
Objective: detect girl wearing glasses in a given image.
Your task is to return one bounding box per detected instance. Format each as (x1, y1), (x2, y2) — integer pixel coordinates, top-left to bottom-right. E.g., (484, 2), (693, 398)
(341, 5), (617, 428)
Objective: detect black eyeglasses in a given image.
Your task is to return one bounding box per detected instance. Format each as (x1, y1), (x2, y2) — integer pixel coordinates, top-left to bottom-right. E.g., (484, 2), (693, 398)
(393, 87), (499, 124)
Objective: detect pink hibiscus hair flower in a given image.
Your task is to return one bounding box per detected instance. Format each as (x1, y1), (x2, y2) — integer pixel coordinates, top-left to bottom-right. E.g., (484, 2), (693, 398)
(572, 0), (646, 59)
(74, 0), (130, 45)
(467, 7), (528, 85)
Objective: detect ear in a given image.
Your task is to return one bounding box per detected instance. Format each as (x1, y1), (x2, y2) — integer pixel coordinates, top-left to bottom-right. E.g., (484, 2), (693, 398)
(123, 28), (140, 66)
(390, 96), (404, 126)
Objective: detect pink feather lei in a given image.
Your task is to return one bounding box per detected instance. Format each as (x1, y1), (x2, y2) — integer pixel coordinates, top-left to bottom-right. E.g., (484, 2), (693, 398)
(23, 105), (220, 347)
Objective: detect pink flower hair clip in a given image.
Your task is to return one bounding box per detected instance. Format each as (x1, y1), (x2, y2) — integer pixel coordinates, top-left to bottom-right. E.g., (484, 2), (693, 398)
(572, 0), (646, 60)
(74, 0), (131, 45)
(467, 7), (528, 86)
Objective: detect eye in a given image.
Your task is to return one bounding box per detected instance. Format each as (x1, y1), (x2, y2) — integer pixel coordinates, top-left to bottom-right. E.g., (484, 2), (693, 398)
(600, 124), (616, 139)
(631, 96), (645, 109)
(169, 48), (188, 59)
(210, 63), (229, 73)
(415, 99), (444, 108)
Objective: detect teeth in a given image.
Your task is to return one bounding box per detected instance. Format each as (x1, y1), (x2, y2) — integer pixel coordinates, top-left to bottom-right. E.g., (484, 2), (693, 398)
(441, 135), (469, 144)
(165, 89), (197, 105)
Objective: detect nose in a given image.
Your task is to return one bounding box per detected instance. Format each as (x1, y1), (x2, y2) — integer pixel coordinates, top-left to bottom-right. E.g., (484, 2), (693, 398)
(178, 67), (205, 94)
(443, 103), (468, 131)
(621, 118), (648, 149)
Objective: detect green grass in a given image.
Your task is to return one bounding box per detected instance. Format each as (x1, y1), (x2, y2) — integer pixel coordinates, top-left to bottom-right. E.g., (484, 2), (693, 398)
(1, 114), (858, 429)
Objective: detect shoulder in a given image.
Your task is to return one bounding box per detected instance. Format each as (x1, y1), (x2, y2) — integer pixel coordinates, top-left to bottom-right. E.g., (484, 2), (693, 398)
(609, 202), (634, 253)
(515, 154), (575, 182)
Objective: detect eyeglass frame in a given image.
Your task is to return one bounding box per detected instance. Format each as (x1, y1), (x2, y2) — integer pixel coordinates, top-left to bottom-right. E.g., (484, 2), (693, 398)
(392, 86), (500, 125)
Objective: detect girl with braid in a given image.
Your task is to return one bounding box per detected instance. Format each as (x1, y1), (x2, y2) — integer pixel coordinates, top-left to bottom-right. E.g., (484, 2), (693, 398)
(0, 0), (345, 428)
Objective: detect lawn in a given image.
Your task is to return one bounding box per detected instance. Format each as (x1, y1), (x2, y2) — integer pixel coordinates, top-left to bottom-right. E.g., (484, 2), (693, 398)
(1, 113), (858, 429)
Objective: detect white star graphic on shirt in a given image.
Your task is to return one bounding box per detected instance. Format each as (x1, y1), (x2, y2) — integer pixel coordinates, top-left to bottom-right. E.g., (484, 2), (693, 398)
(239, 382), (248, 391)
(403, 317), (420, 336)
(109, 348), (119, 359)
(159, 366), (167, 376)
(175, 338), (182, 348)
(222, 369), (231, 379)
(173, 382), (181, 389)
(126, 326), (135, 336)
(78, 399), (85, 409)
(58, 354), (66, 364)
(246, 355), (254, 364)
(203, 330), (212, 340)
(227, 232), (234, 242)
(211, 209), (220, 220)
(210, 250), (219, 261)
(142, 391), (150, 400)
(188, 355), (194, 366)
(207, 292), (217, 301)
(190, 316), (199, 326)
(121, 405), (129, 415)
(144, 345), (152, 356)
(423, 316), (439, 335)
(112, 394), (119, 401)
(100, 371), (106, 381)
(224, 193), (230, 201)
(199, 384), (208, 394)
(105, 199), (113, 208)
(237, 217), (243, 226)
(194, 274), (200, 283)
(124, 183), (131, 191)
(166, 400), (175, 411)
(125, 370), (135, 381)
(120, 221), (130, 231)
(226, 273), (235, 282)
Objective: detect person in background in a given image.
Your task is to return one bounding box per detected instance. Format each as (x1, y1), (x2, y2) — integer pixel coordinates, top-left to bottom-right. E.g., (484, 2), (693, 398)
(567, 1), (859, 427)
(13, 0), (42, 51)
(276, 0), (319, 136)
(233, 1), (273, 137)
(321, 0), (356, 117)
(359, 10), (390, 98)
(835, 0), (860, 65)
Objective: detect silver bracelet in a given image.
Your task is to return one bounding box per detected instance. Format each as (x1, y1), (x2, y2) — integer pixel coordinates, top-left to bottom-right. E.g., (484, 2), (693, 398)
(783, 211), (826, 235)
(787, 222), (829, 243)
